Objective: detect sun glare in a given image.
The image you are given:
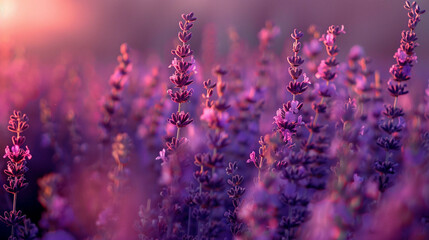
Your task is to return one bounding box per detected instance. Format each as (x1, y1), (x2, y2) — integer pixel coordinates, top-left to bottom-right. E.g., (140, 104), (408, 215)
(0, 0), (15, 21)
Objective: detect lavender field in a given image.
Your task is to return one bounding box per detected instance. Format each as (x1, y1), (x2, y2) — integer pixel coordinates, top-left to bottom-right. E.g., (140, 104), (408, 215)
(0, 0), (429, 239)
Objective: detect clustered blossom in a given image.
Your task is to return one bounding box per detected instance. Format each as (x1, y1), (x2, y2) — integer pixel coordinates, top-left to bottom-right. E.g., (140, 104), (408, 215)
(307, 25), (345, 146)
(192, 67), (232, 238)
(258, 21), (281, 50)
(100, 43), (132, 143)
(375, 1), (425, 192)
(225, 161), (246, 236)
(157, 12), (197, 186)
(1, 111), (38, 239)
(167, 12), (197, 145)
(139, 13), (198, 240)
(303, 26), (323, 75)
(96, 43), (134, 239)
(273, 29), (308, 144)
(246, 137), (268, 183)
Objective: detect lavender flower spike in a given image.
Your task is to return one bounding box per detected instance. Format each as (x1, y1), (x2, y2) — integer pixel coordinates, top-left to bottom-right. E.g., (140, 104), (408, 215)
(168, 12), (197, 140)
(375, 1), (425, 192)
(1, 111), (37, 239)
(274, 29), (308, 145)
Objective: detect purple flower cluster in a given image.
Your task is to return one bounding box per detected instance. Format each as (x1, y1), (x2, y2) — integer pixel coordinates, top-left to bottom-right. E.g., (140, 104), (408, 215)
(307, 25), (345, 146)
(1, 111), (38, 239)
(376, 1), (425, 192)
(100, 43), (132, 143)
(273, 29), (308, 144)
(168, 13), (197, 138)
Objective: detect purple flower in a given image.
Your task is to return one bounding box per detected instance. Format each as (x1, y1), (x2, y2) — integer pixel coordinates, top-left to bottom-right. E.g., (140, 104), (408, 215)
(303, 39), (322, 58)
(155, 149), (167, 164)
(200, 107), (229, 129)
(316, 60), (337, 81)
(348, 45), (365, 61)
(7, 111), (29, 134)
(168, 111), (193, 128)
(389, 64), (411, 82)
(4, 145), (32, 164)
(258, 21), (281, 49)
(319, 25), (345, 47)
(181, 12), (197, 22)
(393, 48), (409, 65)
(315, 82), (337, 98)
(247, 151), (257, 167)
(0, 210), (25, 227)
(167, 88), (193, 103)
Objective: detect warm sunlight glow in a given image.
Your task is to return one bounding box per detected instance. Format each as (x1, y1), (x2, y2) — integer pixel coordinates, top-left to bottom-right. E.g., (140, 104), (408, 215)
(0, 0), (16, 21)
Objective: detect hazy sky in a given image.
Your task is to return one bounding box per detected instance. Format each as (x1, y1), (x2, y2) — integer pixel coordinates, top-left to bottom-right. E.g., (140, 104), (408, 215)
(0, 0), (427, 69)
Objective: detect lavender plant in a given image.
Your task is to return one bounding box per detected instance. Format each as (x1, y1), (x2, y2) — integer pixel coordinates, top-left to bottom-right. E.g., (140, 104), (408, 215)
(192, 67), (231, 238)
(137, 12), (197, 240)
(1, 111), (37, 239)
(375, 1), (425, 193)
(161, 11), (197, 171)
(307, 25), (345, 146)
(100, 43), (132, 145)
(273, 29), (308, 146)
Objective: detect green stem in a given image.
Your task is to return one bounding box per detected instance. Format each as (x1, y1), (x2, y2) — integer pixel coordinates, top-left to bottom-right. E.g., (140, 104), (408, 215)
(176, 103), (182, 140)
(393, 96), (398, 109)
(258, 157), (263, 183)
(306, 96), (325, 145)
(11, 192), (17, 237)
(199, 165), (203, 194)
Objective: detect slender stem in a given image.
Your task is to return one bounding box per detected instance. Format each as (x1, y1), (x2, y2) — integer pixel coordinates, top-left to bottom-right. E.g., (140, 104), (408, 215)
(12, 192), (16, 212)
(393, 96), (398, 109)
(384, 150), (390, 163)
(175, 102), (182, 140)
(177, 102), (182, 113)
(374, 71), (381, 98)
(199, 165), (203, 194)
(11, 192), (17, 237)
(11, 127), (20, 238)
(217, 75), (223, 98)
(306, 96), (325, 145)
(258, 157), (263, 183)
(343, 121), (348, 132)
(176, 127), (181, 140)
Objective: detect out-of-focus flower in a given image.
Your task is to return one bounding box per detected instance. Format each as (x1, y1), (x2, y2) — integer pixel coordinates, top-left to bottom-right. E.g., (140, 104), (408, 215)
(348, 45), (365, 61)
(112, 133), (132, 165)
(304, 39), (322, 58)
(247, 151), (257, 166)
(319, 25), (345, 47)
(315, 82), (337, 98)
(155, 149), (167, 164)
(258, 21), (281, 49)
(200, 107), (229, 129)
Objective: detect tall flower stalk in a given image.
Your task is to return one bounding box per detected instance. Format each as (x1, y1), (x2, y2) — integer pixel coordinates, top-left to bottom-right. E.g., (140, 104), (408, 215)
(100, 43), (132, 144)
(146, 12), (197, 240)
(192, 67), (230, 238)
(273, 29), (309, 146)
(1, 111), (33, 239)
(376, 1), (425, 192)
(307, 25), (345, 145)
(168, 12), (197, 141)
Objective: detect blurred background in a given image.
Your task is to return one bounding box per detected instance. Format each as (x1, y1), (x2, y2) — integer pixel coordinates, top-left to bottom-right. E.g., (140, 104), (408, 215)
(0, 0), (428, 66)
(0, 0), (428, 239)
